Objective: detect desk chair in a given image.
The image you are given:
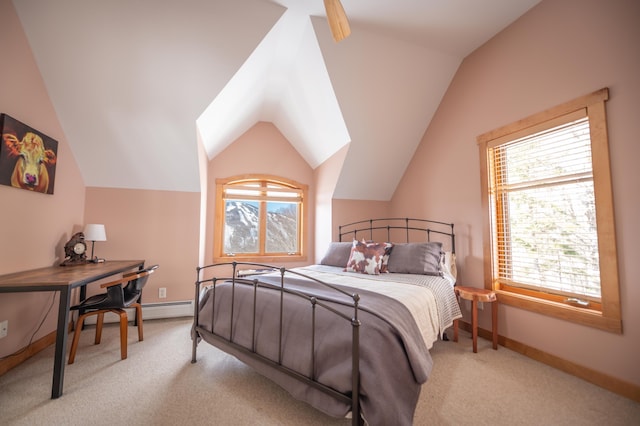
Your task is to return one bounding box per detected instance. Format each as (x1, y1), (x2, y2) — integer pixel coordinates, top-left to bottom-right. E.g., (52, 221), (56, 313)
(68, 264), (159, 364)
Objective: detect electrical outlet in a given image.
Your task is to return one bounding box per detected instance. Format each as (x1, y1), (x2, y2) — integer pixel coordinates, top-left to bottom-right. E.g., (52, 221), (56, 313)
(478, 301), (484, 311)
(0, 320), (8, 339)
(159, 287), (167, 298)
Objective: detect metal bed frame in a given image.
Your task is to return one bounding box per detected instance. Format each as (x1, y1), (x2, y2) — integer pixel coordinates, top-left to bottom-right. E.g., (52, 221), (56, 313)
(191, 218), (455, 425)
(339, 217), (455, 254)
(191, 262), (362, 424)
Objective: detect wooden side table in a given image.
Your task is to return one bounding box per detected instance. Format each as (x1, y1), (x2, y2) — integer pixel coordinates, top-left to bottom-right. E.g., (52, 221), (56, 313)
(453, 286), (498, 353)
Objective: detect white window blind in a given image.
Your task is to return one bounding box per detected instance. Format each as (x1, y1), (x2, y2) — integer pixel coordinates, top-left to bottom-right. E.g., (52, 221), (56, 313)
(490, 116), (601, 300)
(223, 182), (303, 203)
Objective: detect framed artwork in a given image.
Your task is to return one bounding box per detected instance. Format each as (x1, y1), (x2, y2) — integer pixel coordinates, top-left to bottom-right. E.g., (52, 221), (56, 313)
(0, 113), (58, 194)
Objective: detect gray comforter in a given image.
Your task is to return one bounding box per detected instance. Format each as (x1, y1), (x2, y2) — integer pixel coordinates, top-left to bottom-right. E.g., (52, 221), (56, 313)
(196, 271), (434, 426)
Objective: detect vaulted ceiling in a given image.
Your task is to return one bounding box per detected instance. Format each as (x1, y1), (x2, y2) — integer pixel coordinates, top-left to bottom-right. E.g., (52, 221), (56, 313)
(13, 0), (540, 200)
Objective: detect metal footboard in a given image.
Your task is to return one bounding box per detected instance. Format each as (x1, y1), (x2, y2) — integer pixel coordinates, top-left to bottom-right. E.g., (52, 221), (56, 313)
(191, 262), (362, 425)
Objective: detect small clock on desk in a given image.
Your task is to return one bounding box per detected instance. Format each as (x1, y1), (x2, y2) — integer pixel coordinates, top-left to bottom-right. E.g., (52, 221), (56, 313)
(60, 232), (88, 266)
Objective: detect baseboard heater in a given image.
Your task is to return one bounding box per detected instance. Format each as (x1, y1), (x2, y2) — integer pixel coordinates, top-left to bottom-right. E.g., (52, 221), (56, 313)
(81, 300), (193, 325)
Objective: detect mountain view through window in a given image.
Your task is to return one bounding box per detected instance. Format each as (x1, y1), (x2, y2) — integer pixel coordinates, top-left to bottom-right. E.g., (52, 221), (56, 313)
(224, 200), (299, 254)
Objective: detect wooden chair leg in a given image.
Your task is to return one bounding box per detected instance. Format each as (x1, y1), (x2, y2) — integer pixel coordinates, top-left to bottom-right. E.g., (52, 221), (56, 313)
(133, 303), (144, 341)
(118, 310), (128, 360)
(95, 311), (104, 344)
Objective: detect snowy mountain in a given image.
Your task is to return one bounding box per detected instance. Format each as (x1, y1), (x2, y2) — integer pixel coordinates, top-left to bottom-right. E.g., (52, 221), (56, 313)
(224, 201), (298, 254)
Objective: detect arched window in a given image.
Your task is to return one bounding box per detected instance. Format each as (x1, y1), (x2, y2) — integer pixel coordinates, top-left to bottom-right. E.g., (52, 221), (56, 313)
(214, 175), (307, 262)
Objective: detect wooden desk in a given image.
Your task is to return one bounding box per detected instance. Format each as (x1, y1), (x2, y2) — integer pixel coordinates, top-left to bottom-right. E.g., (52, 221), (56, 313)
(0, 260), (145, 398)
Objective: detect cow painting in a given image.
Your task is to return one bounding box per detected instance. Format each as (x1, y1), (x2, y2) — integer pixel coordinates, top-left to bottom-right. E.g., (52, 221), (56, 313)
(0, 114), (58, 194)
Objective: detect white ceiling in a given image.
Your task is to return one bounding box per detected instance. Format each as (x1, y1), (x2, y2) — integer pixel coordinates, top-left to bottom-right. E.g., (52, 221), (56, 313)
(12, 0), (540, 199)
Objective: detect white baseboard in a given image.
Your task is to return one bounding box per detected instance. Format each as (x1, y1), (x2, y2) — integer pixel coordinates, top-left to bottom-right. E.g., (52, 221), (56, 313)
(81, 300), (194, 325)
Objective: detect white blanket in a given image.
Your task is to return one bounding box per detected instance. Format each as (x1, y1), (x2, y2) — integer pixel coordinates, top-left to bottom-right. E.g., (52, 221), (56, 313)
(295, 265), (461, 349)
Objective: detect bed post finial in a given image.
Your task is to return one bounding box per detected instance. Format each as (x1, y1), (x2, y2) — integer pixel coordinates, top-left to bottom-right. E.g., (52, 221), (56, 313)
(451, 223), (456, 254)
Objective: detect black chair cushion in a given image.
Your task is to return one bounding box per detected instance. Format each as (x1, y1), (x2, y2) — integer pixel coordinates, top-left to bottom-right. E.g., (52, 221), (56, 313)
(71, 265), (158, 312)
(71, 293), (110, 310)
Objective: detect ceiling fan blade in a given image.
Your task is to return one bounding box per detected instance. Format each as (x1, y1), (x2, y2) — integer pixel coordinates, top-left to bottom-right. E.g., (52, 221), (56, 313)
(324, 0), (351, 42)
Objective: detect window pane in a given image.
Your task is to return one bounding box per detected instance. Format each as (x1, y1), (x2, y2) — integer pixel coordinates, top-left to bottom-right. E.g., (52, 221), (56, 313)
(265, 201), (299, 253)
(226, 188), (261, 197)
(500, 181), (600, 298)
(223, 200), (259, 254)
(494, 117), (601, 300)
(266, 190), (299, 198)
(501, 119), (592, 186)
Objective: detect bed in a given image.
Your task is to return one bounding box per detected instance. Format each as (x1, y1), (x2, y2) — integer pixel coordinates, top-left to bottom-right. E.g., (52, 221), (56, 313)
(191, 218), (462, 425)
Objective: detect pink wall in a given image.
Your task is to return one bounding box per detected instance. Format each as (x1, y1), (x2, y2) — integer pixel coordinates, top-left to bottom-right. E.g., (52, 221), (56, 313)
(0, 0), (86, 357)
(392, 0), (640, 387)
(313, 145), (395, 262)
(0, 1), (201, 358)
(206, 122), (315, 268)
(331, 199), (391, 240)
(84, 187), (200, 302)
(313, 144), (348, 261)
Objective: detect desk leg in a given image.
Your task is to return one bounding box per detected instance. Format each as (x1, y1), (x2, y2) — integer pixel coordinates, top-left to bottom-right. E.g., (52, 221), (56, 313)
(134, 292), (141, 327)
(52, 287), (71, 399)
(133, 264), (144, 327)
(78, 285), (86, 330)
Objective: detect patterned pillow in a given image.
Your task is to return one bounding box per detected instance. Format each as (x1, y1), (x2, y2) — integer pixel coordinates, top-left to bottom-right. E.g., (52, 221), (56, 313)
(344, 240), (389, 275)
(360, 239), (394, 273)
(380, 241), (394, 273)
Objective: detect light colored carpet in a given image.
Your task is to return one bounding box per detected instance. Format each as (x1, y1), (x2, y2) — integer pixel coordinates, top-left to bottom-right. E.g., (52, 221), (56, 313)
(0, 317), (638, 425)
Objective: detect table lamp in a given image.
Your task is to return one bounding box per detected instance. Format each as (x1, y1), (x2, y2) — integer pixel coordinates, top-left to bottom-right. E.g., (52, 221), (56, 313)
(83, 224), (107, 262)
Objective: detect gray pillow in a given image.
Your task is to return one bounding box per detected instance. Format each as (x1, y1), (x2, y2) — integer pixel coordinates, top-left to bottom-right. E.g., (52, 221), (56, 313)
(319, 242), (353, 267)
(387, 242), (443, 275)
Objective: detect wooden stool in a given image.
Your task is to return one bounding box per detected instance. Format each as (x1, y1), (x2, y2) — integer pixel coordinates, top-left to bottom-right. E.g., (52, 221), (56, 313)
(453, 286), (498, 353)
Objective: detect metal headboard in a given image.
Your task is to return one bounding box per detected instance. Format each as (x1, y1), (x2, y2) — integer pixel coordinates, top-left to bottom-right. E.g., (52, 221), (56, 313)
(338, 217), (455, 253)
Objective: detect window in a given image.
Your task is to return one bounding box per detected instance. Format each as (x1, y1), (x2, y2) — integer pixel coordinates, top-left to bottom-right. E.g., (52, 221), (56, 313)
(477, 88), (621, 333)
(214, 175), (307, 262)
